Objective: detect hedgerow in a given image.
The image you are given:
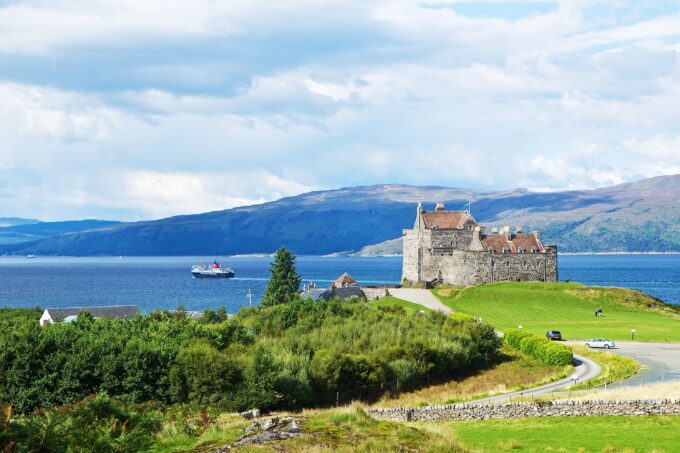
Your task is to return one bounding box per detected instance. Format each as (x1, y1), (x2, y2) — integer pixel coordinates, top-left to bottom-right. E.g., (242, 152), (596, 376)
(504, 329), (573, 366)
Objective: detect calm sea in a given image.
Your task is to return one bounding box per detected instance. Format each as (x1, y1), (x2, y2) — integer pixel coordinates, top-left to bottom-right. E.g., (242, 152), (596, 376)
(0, 255), (678, 313)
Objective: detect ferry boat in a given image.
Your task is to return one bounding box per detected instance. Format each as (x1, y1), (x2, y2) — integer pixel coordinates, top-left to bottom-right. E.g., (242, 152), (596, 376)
(191, 260), (235, 279)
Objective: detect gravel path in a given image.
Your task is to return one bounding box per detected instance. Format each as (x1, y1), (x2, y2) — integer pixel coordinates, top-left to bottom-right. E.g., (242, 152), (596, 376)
(388, 288), (453, 314)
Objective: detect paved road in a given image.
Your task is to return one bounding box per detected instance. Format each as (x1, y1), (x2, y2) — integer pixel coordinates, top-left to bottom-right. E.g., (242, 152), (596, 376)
(566, 340), (680, 386)
(462, 354), (601, 406)
(388, 288), (453, 314)
(385, 289), (606, 401)
(386, 290), (680, 397)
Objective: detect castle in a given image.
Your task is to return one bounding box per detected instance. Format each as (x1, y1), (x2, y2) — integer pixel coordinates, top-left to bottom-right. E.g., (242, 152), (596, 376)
(402, 202), (557, 286)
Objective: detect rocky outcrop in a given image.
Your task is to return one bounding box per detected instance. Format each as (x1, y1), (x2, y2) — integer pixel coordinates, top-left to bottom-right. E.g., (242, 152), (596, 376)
(368, 399), (680, 422)
(211, 417), (305, 451)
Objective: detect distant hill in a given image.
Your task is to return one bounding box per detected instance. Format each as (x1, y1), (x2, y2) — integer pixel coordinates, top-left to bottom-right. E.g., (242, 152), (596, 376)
(0, 217), (39, 228)
(0, 220), (121, 246)
(1, 174), (678, 255)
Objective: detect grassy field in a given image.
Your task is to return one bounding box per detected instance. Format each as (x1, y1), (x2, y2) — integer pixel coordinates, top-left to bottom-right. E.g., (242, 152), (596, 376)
(368, 296), (431, 314)
(435, 282), (680, 341)
(434, 415), (680, 452)
(151, 406), (464, 452)
(164, 409), (680, 452)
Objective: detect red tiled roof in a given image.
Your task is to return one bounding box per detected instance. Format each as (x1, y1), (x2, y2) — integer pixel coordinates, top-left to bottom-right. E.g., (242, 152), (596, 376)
(511, 234), (543, 253)
(422, 211), (475, 229)
(482, 234), (513, 253)
(335, 272), (357, 284)
(482, 233), (544, 253)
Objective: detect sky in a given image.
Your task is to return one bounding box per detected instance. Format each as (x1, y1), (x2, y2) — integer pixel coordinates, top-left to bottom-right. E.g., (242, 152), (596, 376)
(1, 0), (680, 221)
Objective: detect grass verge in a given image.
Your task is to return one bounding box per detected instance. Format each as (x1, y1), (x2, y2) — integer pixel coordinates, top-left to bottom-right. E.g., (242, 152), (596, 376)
(373, 346), (571, 408)
(368, 296), (431, 314)
(428, 415), (680, 452)
(435, 282), (680, 341)
(570, 380), (680, 401)
(570, 345), (640, 390)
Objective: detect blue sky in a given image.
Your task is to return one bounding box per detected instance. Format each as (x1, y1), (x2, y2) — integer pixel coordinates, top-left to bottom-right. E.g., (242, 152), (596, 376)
(1, 0), (679, 220)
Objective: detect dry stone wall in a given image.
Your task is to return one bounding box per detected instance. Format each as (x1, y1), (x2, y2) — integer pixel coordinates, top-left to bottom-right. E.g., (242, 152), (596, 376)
(368, 400), (680, 422)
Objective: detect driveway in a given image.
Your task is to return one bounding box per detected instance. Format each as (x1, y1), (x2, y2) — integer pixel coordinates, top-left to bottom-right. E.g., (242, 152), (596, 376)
(388, 288), (452, 314)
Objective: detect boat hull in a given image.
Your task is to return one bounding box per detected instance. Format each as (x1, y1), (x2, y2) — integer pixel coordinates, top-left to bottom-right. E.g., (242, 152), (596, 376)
(192, 271), (235, 279)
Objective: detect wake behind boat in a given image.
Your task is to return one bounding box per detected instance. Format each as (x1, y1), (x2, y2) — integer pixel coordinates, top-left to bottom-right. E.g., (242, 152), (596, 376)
(192, 260), (235, 279)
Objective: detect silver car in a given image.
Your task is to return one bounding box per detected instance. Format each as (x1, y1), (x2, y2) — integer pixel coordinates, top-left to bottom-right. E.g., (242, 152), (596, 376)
(584, 338), (615, 349)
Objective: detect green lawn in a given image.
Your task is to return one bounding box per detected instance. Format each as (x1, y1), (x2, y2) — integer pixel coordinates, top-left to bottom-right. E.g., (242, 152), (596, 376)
(369, 296), (432, 314)
(438, 415), (680, 452)
(435, 282), (680, 341)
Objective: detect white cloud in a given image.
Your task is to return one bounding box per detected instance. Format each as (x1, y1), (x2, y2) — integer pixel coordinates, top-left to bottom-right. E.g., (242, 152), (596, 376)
(0, 83), (119, 142)
(0, 0), (680, 220)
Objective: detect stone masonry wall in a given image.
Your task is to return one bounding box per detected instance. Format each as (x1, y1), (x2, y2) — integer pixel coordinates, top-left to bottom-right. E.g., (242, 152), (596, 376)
(401, 229), (422, 284)
(368, 400), (680, 422)
(417, 250), (557, 285)
(402, 227), (558, 286)
(361, 287), (393, 301)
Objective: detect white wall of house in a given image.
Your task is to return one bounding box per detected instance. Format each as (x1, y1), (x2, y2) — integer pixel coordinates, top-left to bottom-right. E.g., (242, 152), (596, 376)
(39, 310), (53, 326)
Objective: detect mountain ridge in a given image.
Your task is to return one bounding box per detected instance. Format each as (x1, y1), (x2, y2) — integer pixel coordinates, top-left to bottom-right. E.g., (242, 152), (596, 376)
(1, 174), (678, 255)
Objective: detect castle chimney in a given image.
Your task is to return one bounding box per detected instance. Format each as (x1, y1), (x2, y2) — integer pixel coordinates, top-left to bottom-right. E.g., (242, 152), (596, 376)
(414, 202), (425, 229)
(435, 202), (445, 212)
(491, 227), (499, 234)
(469, 225), (485, 251)
(516, 226), (523, 234)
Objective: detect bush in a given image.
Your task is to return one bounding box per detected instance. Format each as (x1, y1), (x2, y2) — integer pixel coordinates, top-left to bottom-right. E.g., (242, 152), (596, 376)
(3, 394), (162, 453)
(505, 329), (572, 366)
(0, 298), (502, 414)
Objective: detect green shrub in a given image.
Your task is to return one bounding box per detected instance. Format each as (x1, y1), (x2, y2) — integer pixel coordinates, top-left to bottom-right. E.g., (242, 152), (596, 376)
(505, 330), (572, 366)
(4, 394), (162, 453)
(0, 297), (502, 414)
(504, 329), (532, 349)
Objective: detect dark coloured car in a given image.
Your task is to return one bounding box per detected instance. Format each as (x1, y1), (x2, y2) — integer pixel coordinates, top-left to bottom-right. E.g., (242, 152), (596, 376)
(546, 330), (562, 341)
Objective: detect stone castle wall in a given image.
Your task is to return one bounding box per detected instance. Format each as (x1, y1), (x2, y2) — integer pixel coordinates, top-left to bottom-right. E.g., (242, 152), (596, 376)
(368, 399), (680, 422)
(402, 223), (558, 286)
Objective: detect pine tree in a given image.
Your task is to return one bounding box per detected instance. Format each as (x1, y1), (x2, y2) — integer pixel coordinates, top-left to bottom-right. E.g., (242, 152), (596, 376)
(261, 246), (302, 307)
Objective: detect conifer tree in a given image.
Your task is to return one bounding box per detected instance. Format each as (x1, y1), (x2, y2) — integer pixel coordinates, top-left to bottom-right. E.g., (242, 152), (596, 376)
(261, 246), (302, 307)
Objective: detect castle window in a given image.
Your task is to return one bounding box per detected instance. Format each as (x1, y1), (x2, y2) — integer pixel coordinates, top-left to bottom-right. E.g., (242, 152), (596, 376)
(531, 246), (537, 253)
(502, 247), (509, 254)
(518, 247), (525, 254)
(488, 248), (495, 254)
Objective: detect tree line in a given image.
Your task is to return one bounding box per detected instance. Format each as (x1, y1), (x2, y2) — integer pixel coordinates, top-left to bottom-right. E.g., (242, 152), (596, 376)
(0, 247), (502, 415)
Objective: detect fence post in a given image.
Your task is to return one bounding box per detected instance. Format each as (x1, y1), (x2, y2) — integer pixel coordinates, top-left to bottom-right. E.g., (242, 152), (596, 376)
(336, 391), (339, 407)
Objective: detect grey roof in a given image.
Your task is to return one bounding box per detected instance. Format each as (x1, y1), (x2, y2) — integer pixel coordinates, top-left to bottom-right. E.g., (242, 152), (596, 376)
(301, 288), (333, 302)
(301, 286), (366, 302)
(332, 286), (365, 300)
(168, 310), (205, 319)
(45, 305), (139, 320)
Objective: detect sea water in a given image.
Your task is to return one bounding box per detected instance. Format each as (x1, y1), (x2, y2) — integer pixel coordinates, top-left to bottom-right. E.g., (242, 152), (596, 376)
(0, 254), (678, 313)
